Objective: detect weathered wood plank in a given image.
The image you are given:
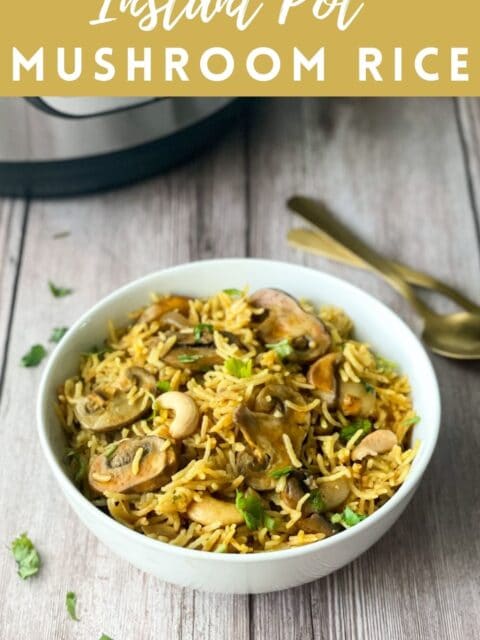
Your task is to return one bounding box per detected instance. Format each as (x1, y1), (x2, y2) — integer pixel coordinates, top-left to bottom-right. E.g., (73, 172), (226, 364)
(0, 124), (249, 640)
(247, 98), (480, 640)
(0, 199), (26, 386)
(456, 98), (480, 241)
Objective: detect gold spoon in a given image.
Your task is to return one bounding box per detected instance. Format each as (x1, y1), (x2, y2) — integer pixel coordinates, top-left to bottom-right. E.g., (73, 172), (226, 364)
(287, 227), (480, 314)
(287, 196), (480, 360)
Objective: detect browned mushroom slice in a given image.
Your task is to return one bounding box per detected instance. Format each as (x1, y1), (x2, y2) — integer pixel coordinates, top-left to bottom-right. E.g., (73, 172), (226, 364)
(125, 367), (157, 393)
(161, 311), (192, 330)
(307, 353), (341, 407)
(297, 513), (336, 537)
(138, 295), (190, 325)
(339, 381), (376, 417)
(234, 393), (306, 491)
(281, 475), (306, 509)
(254, 384), (305, 414)
(282, 474), (350, 513)
(316, 476), (350, 510)
(171, 328), (215, 347)
(74, 391), (150, 433)
(163, 345), (222, 371)
(88, 436), (177, 494)
(250, 288), (331, 362)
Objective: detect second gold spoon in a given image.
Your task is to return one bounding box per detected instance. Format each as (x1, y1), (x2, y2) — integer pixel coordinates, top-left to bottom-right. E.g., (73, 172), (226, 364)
(288, 227), (480, 314)
(288, 196), (480, 360)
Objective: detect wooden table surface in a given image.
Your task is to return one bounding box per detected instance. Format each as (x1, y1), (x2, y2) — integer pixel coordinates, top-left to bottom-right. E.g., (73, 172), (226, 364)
(1, 98), (479, 640)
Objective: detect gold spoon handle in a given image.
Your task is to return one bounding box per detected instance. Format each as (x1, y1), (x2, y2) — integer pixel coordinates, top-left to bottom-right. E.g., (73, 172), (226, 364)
(287, 196), (437, 320)
(288, 227), (480, 313)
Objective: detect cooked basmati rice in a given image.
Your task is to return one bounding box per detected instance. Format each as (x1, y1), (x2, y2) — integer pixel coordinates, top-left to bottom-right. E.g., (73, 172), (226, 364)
(57, 289), (419, 554)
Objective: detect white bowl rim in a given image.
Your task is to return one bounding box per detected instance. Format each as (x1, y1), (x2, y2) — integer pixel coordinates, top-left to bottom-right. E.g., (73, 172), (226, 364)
(37, 257), (441, 564)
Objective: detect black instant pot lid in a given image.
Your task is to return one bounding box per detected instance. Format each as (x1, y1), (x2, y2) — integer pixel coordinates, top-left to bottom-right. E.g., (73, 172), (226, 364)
(0, 99), (246, 198)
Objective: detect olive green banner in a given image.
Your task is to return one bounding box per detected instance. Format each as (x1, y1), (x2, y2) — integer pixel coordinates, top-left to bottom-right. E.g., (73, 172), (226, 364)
(1, 0), (480, 95)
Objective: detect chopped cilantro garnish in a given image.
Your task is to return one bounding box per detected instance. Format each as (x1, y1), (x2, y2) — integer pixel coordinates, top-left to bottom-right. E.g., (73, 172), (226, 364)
(49, 327), (68, 343)
(21, 344), (47, 367)
(376, 356), (397, 373)
(99, 636), (114, 640)
(156, 380), (171, 392)
(66, 591), (79, 621)
(225, 357), (252, 378)
(104, 443), (118, 460)
(11, 533), (41, 580)
(65, 449), (87, 484)
(402, 415), (421, 427)
(235, 490), (274, 531)
(194, 323), (213, 342)
(269, 466), (294, 479)
(363, 381), (375, 393)
(340, 418), (372, 444)
(49, 281), (73, 298)
(223, 288), (243, 297)
(264, 514), (277, 532)
(177, 354), (203, 364)
(265, 339), (293, 360)
(331, 507), (366, 528)
(308, 489), (327, 514)
(82, 345), (111, 357)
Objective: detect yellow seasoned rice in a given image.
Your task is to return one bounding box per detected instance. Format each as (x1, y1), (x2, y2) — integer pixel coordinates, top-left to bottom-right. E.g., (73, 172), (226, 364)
(58, 289), (420, 554)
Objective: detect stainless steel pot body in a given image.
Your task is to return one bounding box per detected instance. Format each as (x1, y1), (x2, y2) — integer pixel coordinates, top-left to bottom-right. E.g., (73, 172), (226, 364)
(0, 97), (241, 196)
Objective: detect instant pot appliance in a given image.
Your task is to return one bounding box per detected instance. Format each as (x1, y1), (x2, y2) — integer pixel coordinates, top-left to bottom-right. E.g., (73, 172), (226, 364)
(0, 97), (242, 197)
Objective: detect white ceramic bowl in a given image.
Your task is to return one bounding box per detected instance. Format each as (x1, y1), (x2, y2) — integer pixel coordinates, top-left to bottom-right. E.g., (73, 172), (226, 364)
(37, 259), (440, 594)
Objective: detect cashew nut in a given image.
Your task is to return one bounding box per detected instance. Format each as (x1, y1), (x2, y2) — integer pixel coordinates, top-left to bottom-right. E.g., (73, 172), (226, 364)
(351, 429), (397, 461)
(187, 495), (244, 526)
(157, 391), (200, 439)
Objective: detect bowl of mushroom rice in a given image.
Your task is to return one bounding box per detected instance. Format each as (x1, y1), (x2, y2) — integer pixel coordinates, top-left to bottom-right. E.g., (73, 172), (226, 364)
(37, 259), (440, 593)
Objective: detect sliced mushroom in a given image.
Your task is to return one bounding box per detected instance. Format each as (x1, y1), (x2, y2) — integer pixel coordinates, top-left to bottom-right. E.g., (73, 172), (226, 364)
(297, 513), (335, 537)
(125, 367), (157, 393)
(171, 329), (214, 347)
(281, 475), (306, 509)
(351, 429), (397, 461)
(317, 476), (350, 510)
(74, 391), (150, 433)
(138, 295), (190, 325)
(282, 474), (349, 513)
(161, 311), (192, 330)
(339, 381), (376, 417)
(254, 384), (304, 414)
(157, 391), (200, 439)
(307, 353), (341, 407)
(163, 345), (222, 372)
(234, 388), (306, 491)
(250, 288), (331, 362)
(187, 495), (244, 526)
(88, 436), (177, 494)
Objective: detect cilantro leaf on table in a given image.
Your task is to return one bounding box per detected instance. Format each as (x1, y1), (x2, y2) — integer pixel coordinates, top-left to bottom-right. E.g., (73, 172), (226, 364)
(49, 281), (73, 298)
(21, 344), (47, 367)
(49, 327), (68, 343)
(11, 533), (41, 579)
(66, 591), (79, 621)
